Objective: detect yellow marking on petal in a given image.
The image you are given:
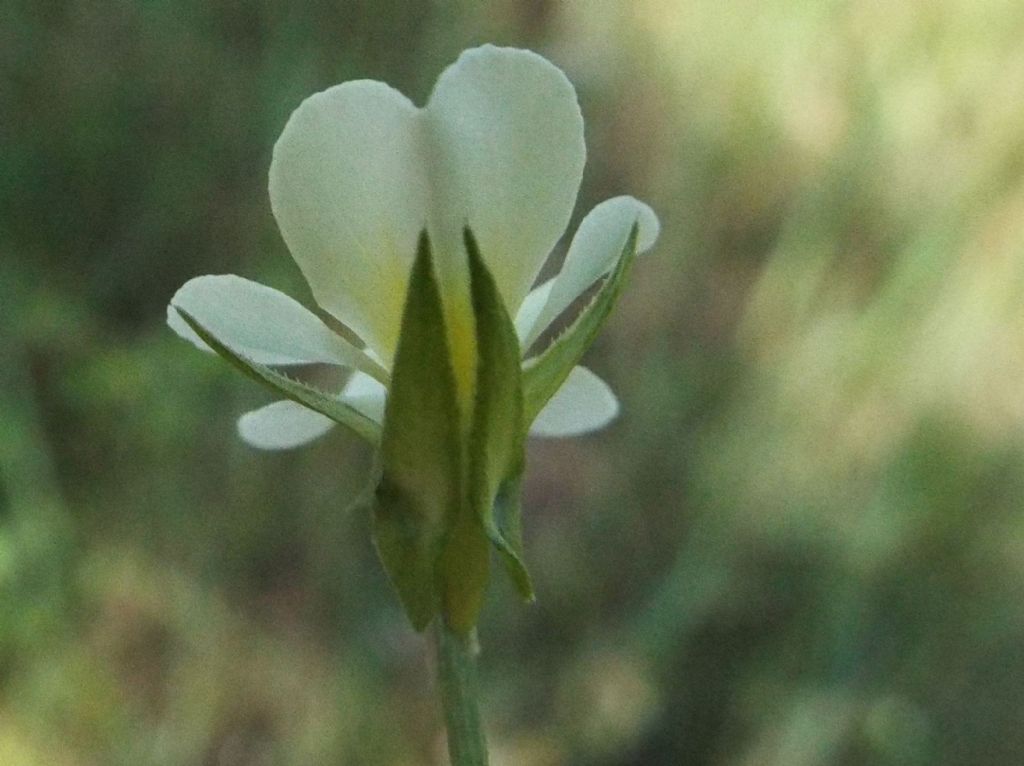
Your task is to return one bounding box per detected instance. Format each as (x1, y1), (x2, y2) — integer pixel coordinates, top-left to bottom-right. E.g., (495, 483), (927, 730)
(444, 290), (478, 427)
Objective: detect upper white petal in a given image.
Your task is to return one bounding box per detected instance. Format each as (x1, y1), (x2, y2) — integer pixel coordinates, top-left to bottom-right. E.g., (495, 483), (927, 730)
(529, 366), (620, 437)
(425, 45), (586, 315)
(269, 80), (428, 364)
(522, 196), (660, 348)
(268, 46), (588, 374)
(237, 400), (337, 450)
(167, 274), (376, 370)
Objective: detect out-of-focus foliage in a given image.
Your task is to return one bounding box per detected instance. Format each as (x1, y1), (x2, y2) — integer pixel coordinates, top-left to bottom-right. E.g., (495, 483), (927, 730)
(3, 0), (1024, 763)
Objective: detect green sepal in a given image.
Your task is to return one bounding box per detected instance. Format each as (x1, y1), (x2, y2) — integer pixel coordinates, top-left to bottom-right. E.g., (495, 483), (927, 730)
(522, 222), (640, 422)
(464, 229), (534, 603)
(372, 233), (463, 631)
(491, 473), (532, 600)
(175, 307), (381, 444)
(436, 503), (491, 634)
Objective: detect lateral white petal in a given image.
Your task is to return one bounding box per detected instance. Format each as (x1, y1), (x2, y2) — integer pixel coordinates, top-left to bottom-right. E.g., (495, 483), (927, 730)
(514, 277), (554, 346)
(237, 400), (336, 450)
(524, 196), (659, 347)
(426, 45), (585, 314)
(269, 80), (427, 364)
(168, 274), (373, 368)
(529, 366), (620, 438)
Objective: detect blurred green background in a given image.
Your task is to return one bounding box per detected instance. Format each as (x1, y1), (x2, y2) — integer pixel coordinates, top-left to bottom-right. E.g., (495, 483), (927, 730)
(4, 1), (1024, 763)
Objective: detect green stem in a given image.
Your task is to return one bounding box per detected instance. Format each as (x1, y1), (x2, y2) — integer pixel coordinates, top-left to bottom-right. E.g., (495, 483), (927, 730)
(433, 620), (489, 765)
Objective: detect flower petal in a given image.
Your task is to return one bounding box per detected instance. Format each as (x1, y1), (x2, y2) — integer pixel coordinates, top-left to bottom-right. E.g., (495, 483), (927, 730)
(522, 196), (659, 348)
(425, 45), (585, 314)
(341, 371), (387, 425)
(237, 400), (336, 450)
(269, 80), (428, 364)
(514, 277), (554, 346)
(529, 366), (620, 437)
(236, 372), (388, 450)
(168, 274), (382, 374)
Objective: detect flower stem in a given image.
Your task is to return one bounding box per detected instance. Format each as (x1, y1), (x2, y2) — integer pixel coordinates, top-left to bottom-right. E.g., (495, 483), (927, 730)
(433, 620), (489, 765)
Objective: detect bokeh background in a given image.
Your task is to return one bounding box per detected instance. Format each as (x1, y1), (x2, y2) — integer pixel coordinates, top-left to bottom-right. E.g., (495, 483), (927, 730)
(4, 1), (1024, 763)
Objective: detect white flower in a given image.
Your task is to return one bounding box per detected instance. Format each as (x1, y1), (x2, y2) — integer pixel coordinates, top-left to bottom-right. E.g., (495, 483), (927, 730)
(167, 45), (659, 450)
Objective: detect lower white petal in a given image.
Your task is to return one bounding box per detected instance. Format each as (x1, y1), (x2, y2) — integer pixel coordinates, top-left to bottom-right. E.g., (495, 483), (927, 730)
(529, 366), (620, 438)
(341, 371), (387, 425)
(237, 400), (337, 450)
(169, 274), (380, 374)
(523, 196), (659, 347)
(236, 372), (388, 450)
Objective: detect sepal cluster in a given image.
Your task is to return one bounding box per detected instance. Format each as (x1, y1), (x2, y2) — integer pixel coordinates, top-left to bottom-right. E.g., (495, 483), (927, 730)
(371, 225), (641, 633)
(372, 231), (529, 633)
